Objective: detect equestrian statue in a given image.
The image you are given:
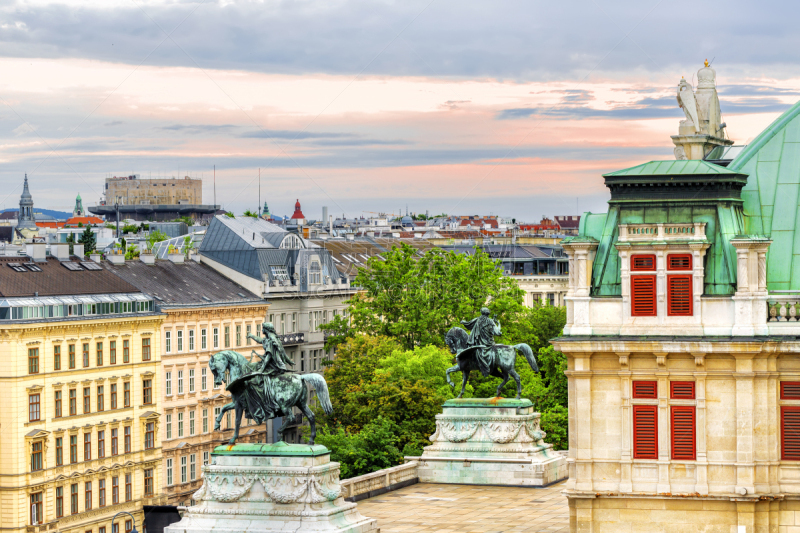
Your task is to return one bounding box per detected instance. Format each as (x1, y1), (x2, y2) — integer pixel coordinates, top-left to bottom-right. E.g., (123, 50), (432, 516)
(445, 307), (539, 399)
(209, 319), (333, 445)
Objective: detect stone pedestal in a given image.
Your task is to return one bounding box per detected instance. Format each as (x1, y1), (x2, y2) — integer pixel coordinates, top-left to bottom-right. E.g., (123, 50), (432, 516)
(165, 442), (378, 533)
(671, 133), (732, 160)
(418, 398), (566, 486)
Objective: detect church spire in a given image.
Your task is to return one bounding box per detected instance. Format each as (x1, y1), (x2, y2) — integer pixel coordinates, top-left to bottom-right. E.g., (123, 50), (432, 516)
(18, 174), (37, 230)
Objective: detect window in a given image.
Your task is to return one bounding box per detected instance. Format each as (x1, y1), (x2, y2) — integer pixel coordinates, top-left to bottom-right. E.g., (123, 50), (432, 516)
(667, 274), (693, 316)
(29, 394), (40, 422)
(145, 422), (154, 449)
(166, 414), (172, 439)
(189, 369), (195, 393)
(214, 407), (221, 427)
(124, 382), (131, 407)
(54, 345), (61, 370)
(123, 339), (130, 363)
(70, 483), (78, 514)
(177, 370), (184, 395)
(84, 432), (91, 461)
(112, 476), (119, 504)
(178, 412), (184, 437)
(203, 451), (209, 465)
(69, 344), (76, 369)
(668, 254), (692, 271)
(28, 347), (39, 374)
(167, 458), (174, 485)
(142, 338), (151, 361)
(670, 381), (695, 399)
(56, 437), (63, 465)
(189, 329), (195, 351)
(70, 435), (78, 463)
(213, 327), (219, 348)
(309, 261), (321, 284)
(631, 254), (656, 271)
(202, 408), (208, 433)
(190, 454), (196, 480)
(96, 342), (103, 366)
(83, 387), (91, 414)
(189, 410), (195, 436)
(30, 492), (42, 525)
(633, 405), (658, 459)
(271, 265), (290, 280)
(97, 385), (104, 412)
(181, 456), (187, 483)
(236, 325), (241, 346)
(99, 478), (106, 507)
(98, 430), (105, 458)
(783, 406), (800, 460)
(165, 371), (172, 396)
(31, 441), (43, 471)
(111, 384), (117, 409)
(783, 382), (800, 400)
(632, 381), (657, 399)
(631, 275), (657, 317)
(85, 481), (92, 511)
(125, 474), (132, 501)
(69, 388), (77, 416)
(143, 379), (153, 404)
(292, 312), (297, 333)
(246, 324), (252, 345)
(201, 328), (207, 350)
(224, 326), (230, 348)
(111, 428), (118, 456)
(671, 406), (696, 460)
(165, 331), (171, 353)
(110, 340), (116, 364)
(201, 368), (208, 391)
(55, 390), (62, 418)
(126, 520), (132, 533)
(177, 330), (183, 352)
(124, 426), (131, 454)
(56, 486), (64, 518)
(83, 343), (89, 367)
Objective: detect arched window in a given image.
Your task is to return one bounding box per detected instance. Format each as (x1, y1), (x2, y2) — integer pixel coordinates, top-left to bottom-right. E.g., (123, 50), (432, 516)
(280, 235), (303, 249)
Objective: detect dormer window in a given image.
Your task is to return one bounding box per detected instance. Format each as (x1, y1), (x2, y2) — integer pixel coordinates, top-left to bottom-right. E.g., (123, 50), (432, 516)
(630, 255), (656, 317)
(667, 254), (693, 316)
(309, 261), (321, 284)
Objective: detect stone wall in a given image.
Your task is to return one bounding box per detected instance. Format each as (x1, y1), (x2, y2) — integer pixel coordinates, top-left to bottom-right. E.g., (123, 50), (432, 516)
(340, 461), (419, 502)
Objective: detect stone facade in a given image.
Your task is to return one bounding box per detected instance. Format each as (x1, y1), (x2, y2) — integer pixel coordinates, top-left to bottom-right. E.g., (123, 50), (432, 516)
(105, 175), (202, 206)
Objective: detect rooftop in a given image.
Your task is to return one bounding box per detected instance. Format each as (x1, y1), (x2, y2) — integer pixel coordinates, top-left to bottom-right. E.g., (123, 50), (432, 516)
(0, 256), (141, 297)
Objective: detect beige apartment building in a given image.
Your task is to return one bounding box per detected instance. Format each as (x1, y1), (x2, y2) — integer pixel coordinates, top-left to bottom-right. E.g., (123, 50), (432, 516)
(0, 248), (164, 533)
(104, 175), (202, 206)
(105, 256), (269, 506)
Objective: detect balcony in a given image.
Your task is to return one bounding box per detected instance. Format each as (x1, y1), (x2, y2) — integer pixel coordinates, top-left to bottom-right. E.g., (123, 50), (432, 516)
(279, 332), (305, 346)
(617, 223), (707, 243)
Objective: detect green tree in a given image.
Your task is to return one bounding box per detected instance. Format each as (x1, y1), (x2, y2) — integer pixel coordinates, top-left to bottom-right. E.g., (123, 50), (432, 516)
(242, 209), (258, 218)
(121, 223), (139, 234)
(78, 226), (96, 254)
(65, 233), (75, 255)
(147, 230), (169, 249)
(314, 418), (404, 479)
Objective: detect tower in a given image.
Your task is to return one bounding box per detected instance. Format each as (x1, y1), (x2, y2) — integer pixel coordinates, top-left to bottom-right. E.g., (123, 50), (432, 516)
(17, 174), (37, 230)
(263, 201), (270, 219)
(73, 193), (85, 217)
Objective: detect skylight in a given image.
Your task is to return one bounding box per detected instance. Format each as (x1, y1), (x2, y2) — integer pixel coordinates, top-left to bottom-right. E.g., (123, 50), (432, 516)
(81, 262), (103, 271)
(7, 263), (26, 272)
(24, 263), (43, 272)
(62, 262), (84, 271)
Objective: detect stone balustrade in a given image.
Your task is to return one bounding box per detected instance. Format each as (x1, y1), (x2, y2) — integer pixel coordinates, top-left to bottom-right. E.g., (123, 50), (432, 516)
(768, 295), (800, 322)
(617, 222), (706, 242)
(339, 461), (418, 502)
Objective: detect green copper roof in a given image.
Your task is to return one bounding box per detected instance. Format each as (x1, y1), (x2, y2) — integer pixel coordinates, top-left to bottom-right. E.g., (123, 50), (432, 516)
(603, 159), (740, 177)
(443, 398), (533, 408)
(729, 100), (800, 290)
(212, 441), (330, 457)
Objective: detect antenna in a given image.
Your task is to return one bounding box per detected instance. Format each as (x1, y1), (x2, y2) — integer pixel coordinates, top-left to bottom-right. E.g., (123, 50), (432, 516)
(258, 168), (261, 216)
(213, 165), (216, 209)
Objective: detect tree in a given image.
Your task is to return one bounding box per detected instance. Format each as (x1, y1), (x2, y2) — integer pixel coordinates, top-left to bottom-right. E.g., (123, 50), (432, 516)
(78, 226), (96, 254)
(147, 230), (169, 250)
(314, 418), (404, 479)
(242, 210), (258, 218)
(65, 233), (75, 255)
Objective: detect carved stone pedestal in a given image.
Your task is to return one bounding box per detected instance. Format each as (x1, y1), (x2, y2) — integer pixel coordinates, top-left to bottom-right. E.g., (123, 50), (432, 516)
(418, 398), (566, 486)
(165, 442), (379, 533)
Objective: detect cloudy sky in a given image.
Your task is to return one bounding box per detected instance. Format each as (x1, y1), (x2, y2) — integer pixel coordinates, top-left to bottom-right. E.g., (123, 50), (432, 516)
(1, 0), (800, 220)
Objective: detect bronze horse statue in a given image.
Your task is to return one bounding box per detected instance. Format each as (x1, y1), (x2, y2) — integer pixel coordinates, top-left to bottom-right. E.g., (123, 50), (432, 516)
(209, 350), (333, 444)
(444, 327), (539, 399)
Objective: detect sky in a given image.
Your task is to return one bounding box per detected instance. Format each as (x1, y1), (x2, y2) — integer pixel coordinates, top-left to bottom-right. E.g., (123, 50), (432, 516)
(2, 1), (800, 221)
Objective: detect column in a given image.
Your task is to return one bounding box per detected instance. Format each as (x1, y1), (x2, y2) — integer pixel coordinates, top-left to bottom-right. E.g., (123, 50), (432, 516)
(573, 353), (593, 492)
(735, 355), (756, 494)
(693, 357), (709, 495)
(655, 353), (670, 494)
(618, 352), (632, 493)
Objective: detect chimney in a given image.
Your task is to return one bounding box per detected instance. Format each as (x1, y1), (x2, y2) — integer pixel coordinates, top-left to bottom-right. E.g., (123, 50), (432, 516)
(51, 243), (70, 261)
(140, 251), (155, 265)
(73, 244), (85, 258)
(322, 206), (328, 224)
(26, 242), (46, 262)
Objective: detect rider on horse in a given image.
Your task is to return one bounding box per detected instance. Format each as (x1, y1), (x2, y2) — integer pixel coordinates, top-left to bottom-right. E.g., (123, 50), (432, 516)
(247, 321), (295, 416)
(460, 307), (501, 376)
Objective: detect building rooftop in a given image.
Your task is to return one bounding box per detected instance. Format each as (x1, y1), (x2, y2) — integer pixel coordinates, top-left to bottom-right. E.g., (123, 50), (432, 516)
(356, 481), (568, 533)
(0, 256), (141, 297)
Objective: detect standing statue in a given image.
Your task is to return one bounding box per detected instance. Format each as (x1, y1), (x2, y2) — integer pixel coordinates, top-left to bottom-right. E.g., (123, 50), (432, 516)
(677, 77), (700, 134)
(209, 319), (333, 445)
(444, 308), (540, 399)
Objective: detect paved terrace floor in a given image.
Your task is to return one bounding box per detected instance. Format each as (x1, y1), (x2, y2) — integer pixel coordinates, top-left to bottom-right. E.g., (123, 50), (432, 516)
(357, 480), (569, 533)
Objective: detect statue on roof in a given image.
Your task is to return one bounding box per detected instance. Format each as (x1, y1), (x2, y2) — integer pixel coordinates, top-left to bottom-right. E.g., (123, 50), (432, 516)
(677, 78), (700, 135)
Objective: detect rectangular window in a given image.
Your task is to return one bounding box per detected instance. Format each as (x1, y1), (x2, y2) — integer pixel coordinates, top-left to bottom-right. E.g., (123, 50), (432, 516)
(178, 412), (184, 437)
(165, 371), (172, 396)
(667, 275), (693, 316)
(69, 388), (77, 416)
(671, 406), (696, 460)
(631, 254), (656, 271)
(110, 340), (116, 365)
(783, 406), (800, 460)
(112, 476), (119, 504)
(98, 430), (105, 458)
(177, 370), (184, 395)
(99, 478), (106, 507)
(83, 343), (90, 368)
(246, 324), (252, 345)
(189, 329), (195, 351)
(123, 339), (130, 363)
(166, 413), (172, 439)
(165, 331), (171, 353)
(83, 387), (91, 414)
(667, 253), (692, 271)
(111, 384), (118, 409)
(124, 426), (131, 454)
(97, 385), (104, 412)
(56, 486), (64, 518)
(177, 330), (183, 352)
(70, 483), (78, 514)
(144, 468), (153, 496)
(56, 437), (63, 465)
(167, 458), (174, 485)
(30, 491), (42, 525)
(126, 520), (132, 533)
(124, 382), (130, 407)
(202, 368), (208, 391)
(143, 379), (152, 404)
(142, 338), (151, 361)
(224, 326), (230, 348)
(28, 347), (39, 374)
(633, 405), (658, 459)
(55, 390), (62, 418)
(96, 342), (103, 366)
(670, 381), (695, 399)
(631, 275), (657, 317)
(181, 456), (187, 483)
(203, 451), (209, 465)
(84, 481), (92, 511)
(145, 422), (154, 449)
(70, 435), (78, 463)
(125, 474), (132, 502)
(632, 381), (657, 399)
(213, 327), (219, 348)
(189, 369), (195, 393)
(29, 394), (40, 422)
(201, 328), (207, 350)
(782, 382), (800, 400)
(292, 312), (297, 333)
(202, 408), (208, 433)
(54, 345), (61, 370)
(190, 453), (196, 480)
(111, 428), (118, 456)
(69, 344), (76, 369)
(236, 325), (241, 346)
(190, 410), (195, 436)
(84, 432), (91, 461)
(31, 441), (43, 471)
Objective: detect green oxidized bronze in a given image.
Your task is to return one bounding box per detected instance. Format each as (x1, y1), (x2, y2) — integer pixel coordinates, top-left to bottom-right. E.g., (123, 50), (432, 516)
(445, 307), (540, 399)
(209, 320), (333, 445)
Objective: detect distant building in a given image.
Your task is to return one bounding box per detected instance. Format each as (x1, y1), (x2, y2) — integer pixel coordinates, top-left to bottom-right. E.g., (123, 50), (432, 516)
(554, 215), (581, 235)
(73, 193), (85, 217)
(310, 236), (435, 282)
(290, 199), (305, 225)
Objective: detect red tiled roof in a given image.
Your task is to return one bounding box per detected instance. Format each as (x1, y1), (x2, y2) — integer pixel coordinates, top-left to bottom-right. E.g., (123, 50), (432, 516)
(65, 216), (104, 226)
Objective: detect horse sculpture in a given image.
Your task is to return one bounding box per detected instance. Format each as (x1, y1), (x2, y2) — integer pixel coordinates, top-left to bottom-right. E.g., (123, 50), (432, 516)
(444, 326), (539, 399)
(209, 350), (333, 445)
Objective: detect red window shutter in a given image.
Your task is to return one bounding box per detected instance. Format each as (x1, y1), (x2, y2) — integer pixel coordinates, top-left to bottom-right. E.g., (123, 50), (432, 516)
(667, 275), (693, 316)
(633, 405), (658, 459)
(670, 381), (695, 400)
(632, 381), (657, 399)
(631, 255), (656, 271)
(631, 275), (657, 316)
(781, 382), (800, 400)
(782, 407), (800, 460)
(671, 406), (696, 460)
(667, 254), (692, 271)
